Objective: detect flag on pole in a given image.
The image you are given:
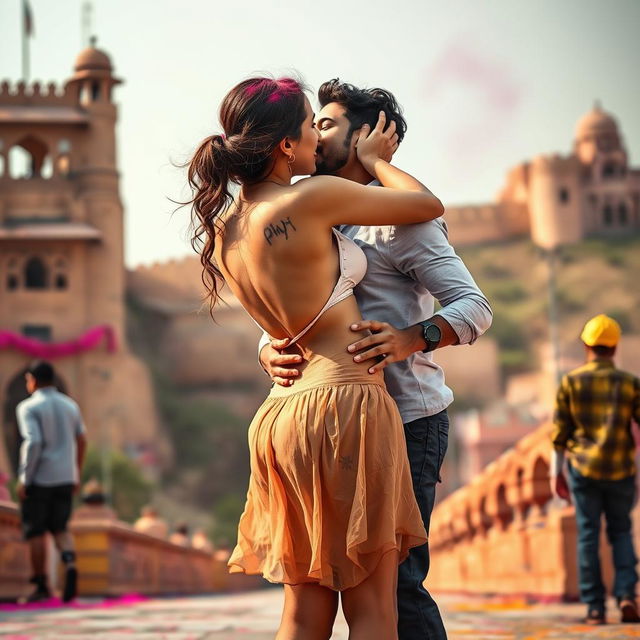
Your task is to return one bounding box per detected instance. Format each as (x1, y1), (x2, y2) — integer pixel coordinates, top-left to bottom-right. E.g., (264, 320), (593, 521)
(23, 0), (34, 37)
(21, 0), (34, 81)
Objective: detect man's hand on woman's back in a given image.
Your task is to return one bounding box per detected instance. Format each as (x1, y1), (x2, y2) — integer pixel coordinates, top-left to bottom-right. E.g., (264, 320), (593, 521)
(259, 338), (303, 387)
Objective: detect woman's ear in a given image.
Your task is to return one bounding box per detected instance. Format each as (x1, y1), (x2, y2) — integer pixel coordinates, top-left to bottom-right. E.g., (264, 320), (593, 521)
(278, 137), (294, 156)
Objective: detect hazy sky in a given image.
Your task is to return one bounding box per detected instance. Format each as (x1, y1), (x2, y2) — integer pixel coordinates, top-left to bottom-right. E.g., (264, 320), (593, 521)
(1, 0), (639, 267)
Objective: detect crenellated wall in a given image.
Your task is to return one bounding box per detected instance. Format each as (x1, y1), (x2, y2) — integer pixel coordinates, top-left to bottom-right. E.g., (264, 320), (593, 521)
(0, 80), (79, 107)
(444, 202), (530, 247)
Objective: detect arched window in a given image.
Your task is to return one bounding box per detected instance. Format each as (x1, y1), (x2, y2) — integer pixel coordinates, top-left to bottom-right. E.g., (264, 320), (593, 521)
(8, 145), (33, 179)
(6, 256), (19, 290)
(24, 257), (48, 289)
(602, 164), (616, 179)
(80, 83), (90, 106)
(8, 136), (49, 179)
(496, 484), (514, 530)
(603, 205), (614, 226)
(7, 274), (19, 290)
(53, 258), (68, 290)
(41, 155), (53, 179)
(22, 325), (51, 341)
(55, 274), (68, 289)
(56, 139), (71, 176)
(619, 203), (628, 225)
(558, 187), (570, 204)
(91, 81), (101, 101)
(56, 155), (70, 176)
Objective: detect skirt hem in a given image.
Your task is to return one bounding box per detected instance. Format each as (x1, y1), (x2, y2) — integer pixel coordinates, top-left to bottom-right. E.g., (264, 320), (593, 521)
(227, 534), (427, 592)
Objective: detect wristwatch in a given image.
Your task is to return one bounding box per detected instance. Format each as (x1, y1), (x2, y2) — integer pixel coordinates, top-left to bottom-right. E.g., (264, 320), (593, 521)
(418, 321), (441, 353)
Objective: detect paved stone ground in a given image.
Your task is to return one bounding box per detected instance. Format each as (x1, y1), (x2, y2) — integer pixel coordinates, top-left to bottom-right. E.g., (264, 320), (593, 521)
(2, 588), (640, 639)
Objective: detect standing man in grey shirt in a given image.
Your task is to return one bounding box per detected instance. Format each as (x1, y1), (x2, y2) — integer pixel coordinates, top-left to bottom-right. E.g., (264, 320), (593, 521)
(260, 80), (492, 639)
(16, 361), (87, 603)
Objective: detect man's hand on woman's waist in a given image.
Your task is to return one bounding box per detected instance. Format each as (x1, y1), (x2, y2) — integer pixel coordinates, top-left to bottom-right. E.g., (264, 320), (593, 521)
(259, 338), (302, 387)
(346, 315), (459, 374)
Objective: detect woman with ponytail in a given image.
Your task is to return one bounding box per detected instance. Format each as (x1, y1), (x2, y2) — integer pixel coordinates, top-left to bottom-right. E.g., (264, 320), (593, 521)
(187, 76), (444, 640)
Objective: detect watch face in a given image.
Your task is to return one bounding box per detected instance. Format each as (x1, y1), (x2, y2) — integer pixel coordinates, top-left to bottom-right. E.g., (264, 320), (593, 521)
(425, 324), (441, 342)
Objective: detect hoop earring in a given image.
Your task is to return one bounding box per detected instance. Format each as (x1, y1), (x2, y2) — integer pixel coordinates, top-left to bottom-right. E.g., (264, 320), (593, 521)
(287, 153), (296, 178)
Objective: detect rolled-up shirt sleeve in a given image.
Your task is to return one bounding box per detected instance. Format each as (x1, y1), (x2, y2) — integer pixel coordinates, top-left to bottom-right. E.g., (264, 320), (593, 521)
(17, 404), (42, 485)
(258, 331), (271, 358)
(389, 219), (493, 345)
(257, 331), (271, 374)
(551, 376), (575, 451)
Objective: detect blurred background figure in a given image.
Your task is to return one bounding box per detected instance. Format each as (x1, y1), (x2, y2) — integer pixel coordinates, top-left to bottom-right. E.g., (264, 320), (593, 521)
(169, 521), (190, 547)
(191, 528), (214, 553)
(16, 361), (87, 604)
(133, 505), (168, 539)
(73, 478), (117, 522)
(551, 315), (640, 625)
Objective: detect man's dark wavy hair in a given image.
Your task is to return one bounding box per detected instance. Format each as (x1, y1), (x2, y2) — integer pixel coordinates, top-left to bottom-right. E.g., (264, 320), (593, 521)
(318, 78), (407, 145)
(27, 360), (55, 385)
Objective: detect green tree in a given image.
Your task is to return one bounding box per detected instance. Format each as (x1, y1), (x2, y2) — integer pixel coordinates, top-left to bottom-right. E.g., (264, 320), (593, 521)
(210, 493), (246, 547)
(81, 447), (152, 523)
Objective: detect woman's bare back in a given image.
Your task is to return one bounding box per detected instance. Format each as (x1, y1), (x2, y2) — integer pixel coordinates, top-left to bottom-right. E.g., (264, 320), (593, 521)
(214, 186), (369, 355)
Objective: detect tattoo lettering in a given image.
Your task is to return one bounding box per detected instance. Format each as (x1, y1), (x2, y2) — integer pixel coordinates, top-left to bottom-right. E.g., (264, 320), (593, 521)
(264, 217), (297, 245)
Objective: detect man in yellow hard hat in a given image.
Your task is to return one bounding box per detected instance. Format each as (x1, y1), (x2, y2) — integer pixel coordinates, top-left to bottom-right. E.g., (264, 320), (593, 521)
(551, 314), (640, 625)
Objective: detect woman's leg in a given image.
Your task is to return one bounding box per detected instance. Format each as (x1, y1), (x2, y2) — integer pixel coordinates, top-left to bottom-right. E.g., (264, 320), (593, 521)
(341, 550), (400, 640)
(276, 582), (339, 640)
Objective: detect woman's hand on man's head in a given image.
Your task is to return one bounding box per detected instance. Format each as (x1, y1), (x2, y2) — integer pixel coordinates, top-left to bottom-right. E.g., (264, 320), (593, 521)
(356, 111), (399, 170)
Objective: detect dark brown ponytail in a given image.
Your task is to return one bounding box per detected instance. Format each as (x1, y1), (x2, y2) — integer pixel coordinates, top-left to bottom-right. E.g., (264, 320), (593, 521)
(185, 76), (308, 316)
(187, 133), (232, 316)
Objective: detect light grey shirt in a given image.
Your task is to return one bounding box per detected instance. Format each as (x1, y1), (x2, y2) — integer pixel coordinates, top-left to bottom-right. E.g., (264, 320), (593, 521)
(339, 218), (492, 422)
(17, 387), (86, 486)
(258, 215), (492, 423)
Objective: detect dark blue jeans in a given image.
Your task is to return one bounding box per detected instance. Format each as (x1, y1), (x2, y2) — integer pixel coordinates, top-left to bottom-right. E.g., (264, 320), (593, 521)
(568, 464), (638, 611)
(397, 410), (449, 640)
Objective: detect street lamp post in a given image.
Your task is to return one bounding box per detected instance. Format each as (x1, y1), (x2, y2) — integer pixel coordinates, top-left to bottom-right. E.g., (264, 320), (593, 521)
(544, 246), (562, 386)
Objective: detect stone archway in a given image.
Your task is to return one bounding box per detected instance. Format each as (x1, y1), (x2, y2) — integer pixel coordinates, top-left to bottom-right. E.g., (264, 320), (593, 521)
(2, 368), (67, 477)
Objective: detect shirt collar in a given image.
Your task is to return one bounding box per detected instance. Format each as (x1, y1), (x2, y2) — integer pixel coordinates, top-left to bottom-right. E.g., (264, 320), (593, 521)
(584, 358), (615, 370)
(33, 386), (56, 397)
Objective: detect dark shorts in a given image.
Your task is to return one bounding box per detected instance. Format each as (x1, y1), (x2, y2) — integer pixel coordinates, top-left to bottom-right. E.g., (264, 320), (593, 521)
(21, 484), (74, 540)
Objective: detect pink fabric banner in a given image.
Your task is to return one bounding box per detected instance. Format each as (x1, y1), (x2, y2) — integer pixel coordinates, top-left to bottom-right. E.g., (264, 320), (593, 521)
(0, 325), (117, 359)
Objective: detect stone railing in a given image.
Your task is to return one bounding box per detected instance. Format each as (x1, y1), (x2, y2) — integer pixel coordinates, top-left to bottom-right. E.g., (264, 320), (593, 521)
(71, 518), (216, 596)
(426, 422), (637, 600)
(0, 500), (31, 599)
(0, 501), (263, 599)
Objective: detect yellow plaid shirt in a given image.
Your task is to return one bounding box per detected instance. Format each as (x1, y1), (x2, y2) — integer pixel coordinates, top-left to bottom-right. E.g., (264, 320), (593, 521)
(552, 359), (640, 480)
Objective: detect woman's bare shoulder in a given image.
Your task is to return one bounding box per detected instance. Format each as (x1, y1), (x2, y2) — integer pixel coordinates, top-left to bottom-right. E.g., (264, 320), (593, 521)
(290, 175), (364, 209)
(292, 175), (352, 196)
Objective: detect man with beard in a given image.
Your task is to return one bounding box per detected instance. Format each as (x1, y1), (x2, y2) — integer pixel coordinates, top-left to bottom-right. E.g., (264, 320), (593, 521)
(260, 79), (492, 639)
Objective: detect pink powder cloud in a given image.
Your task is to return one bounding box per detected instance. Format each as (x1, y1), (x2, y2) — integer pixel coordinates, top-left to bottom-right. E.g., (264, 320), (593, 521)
(424, 35), (523, 163)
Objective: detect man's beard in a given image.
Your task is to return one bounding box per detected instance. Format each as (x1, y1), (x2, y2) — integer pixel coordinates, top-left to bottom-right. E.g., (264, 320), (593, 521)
(313, 140), (351, 176)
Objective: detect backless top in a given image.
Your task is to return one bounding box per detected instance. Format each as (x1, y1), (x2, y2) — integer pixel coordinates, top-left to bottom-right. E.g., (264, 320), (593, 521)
(256, 227), (367, 345)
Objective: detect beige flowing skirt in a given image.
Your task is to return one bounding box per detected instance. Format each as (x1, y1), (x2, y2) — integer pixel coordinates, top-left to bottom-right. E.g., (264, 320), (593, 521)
(227, 348), (427, 591)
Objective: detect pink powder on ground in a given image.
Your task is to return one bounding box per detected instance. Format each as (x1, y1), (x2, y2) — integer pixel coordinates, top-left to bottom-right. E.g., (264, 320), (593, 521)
(0, 593), (148, 612)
